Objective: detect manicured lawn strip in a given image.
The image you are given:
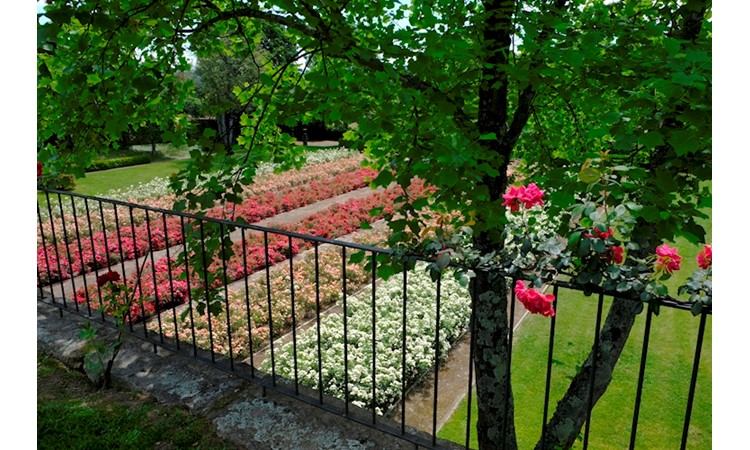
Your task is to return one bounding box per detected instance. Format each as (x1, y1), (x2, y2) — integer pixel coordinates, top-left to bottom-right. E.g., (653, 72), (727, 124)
(264, 263), (472, 414)
(37, 163), (374, 285)
(437, 292), (711, 449)
(37, 159), (191, 206)
(438, 205), (712, 449)
(37, 352), (239, 450)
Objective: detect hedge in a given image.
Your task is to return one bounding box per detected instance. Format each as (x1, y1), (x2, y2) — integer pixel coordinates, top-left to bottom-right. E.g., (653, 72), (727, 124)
(87, 154), (153, 172)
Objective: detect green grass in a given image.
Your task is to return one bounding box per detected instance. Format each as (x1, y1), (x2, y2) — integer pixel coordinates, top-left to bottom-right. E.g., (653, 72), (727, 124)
(37, 159), (190, 205)
(37, 352), (239, 450)
(438, 206), (712, 449)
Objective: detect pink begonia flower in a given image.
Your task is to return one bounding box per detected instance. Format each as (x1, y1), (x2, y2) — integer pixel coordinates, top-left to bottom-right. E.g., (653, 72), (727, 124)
(696, 244), (712, 270)
(502, 183), (545, 212)
(655, 243), (682, 274)
(514, 280), (556, 317)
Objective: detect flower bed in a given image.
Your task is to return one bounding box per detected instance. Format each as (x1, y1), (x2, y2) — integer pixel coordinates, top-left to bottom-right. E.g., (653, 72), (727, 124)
(150, 225), (392, 358)
(264, 264), (472, 415)
(37, 152), (363, 251)
(37, 160), (373, 285)
(72, 182), (428, 322)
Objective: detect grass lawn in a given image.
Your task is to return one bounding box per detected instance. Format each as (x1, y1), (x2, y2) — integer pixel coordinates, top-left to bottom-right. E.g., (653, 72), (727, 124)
(438, 207), (712, 449)
(37, 159), (190, 206)
(37, 351), (239, 450)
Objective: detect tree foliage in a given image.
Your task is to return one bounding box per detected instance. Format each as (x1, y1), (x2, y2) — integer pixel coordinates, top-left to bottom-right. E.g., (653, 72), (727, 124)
(38, 1), (710, 448)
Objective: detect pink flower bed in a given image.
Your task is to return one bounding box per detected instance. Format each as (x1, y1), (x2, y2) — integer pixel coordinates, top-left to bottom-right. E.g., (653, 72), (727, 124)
(37, 165), (375, 285)
(72, 181), (429, 323)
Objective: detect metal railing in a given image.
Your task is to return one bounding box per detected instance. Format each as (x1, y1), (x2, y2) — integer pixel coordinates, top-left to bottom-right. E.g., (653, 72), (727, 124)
(36, 188), (711, 449)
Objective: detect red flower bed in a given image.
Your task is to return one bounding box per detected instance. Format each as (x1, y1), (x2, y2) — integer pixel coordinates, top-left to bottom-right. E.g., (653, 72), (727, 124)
(72, 181), (429, 323)
(37, 167), (375, 285)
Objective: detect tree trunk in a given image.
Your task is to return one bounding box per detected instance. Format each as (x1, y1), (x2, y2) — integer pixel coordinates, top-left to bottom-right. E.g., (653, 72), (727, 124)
(534, 297), (641, 449)
(471, 270), (518, 450)
(534, 220), (659, 449)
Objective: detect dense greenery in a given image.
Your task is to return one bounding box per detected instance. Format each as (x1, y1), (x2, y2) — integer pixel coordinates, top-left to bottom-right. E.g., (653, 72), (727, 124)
(37, 1), (710, 448)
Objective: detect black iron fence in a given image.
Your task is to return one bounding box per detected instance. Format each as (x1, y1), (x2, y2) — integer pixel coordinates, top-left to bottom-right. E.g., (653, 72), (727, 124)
(36, 188), (711, 449)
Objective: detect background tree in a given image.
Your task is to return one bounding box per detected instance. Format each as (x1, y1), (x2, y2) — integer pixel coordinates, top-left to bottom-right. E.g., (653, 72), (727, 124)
(37, 1), (711, 448)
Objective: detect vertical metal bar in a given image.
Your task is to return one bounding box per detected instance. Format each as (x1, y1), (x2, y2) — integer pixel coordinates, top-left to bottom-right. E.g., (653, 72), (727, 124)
(145, 210), (163, 342)
(342, 246), (350, 415)
(583, 292), (605, 449)
(162, 214), (179, 350)
(199, 221), (216, 363)
(70, 196), (90, 314)
(541, 284), (559, 449)
(502, 277), (516, 450)
(680, 309), (708, 450)
(465, 275), (478, 449)
(45, 192), (66, 307)
(220, 223), (234, 370)
(401, 266), (408, 435)
(84, 199), (105, 314)
(264, 231), (276, 385)
(241, 228), (255, 377)
(130, 207), (148, 338)
(180, 216), (198, 355)
(432, 275), (442, 447)
(289, 236), (299, 394)
(37, 203), (55, 301)
(315, 242), (323, 403)
(112, 204), (131, 328)
(371, 252), (377, 424)
(629, 301), (654, 449)
(57, 193), (77, 310)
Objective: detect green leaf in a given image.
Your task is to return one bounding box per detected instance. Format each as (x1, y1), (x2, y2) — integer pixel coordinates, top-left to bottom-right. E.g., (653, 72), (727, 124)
(349, 250), (366, 264)
(479, 133), (497, 141)
(578, 167), (601, 184)
(436, 252), (451, 269)
(668, 131), (701, 156)
(638, 131), (664, 149)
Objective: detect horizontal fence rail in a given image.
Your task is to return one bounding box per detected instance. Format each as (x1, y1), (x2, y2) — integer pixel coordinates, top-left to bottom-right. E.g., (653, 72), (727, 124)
(37, 188), (712, 449)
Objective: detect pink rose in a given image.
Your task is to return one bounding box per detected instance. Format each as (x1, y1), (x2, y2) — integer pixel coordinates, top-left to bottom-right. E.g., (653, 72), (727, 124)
(502, 183), (545, 212)
(502, 185), (524, 212)
(514, 280), (555, 317)
(655, 243), (681, 274)
(696, 244), (711, 270)
(520, 183), (545, 209)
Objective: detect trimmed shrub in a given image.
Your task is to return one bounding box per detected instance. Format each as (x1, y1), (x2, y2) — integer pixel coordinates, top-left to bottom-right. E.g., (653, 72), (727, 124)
(40, 173), (77, 191)
(88, 154), (153, 172)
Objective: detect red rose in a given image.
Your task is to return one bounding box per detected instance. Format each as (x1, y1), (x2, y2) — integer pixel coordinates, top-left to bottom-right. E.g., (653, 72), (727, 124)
(514, 280), (555, 317)
(655, 244), (681, 274)
(37, 161), (43, 177)
(96, 271), (121, 287)
(696, 244), (711, 270)
(609, 245), (624, 264)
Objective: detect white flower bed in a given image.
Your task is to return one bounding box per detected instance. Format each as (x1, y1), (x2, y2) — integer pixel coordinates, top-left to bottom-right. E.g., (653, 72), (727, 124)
(262, 264), (471, 415)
